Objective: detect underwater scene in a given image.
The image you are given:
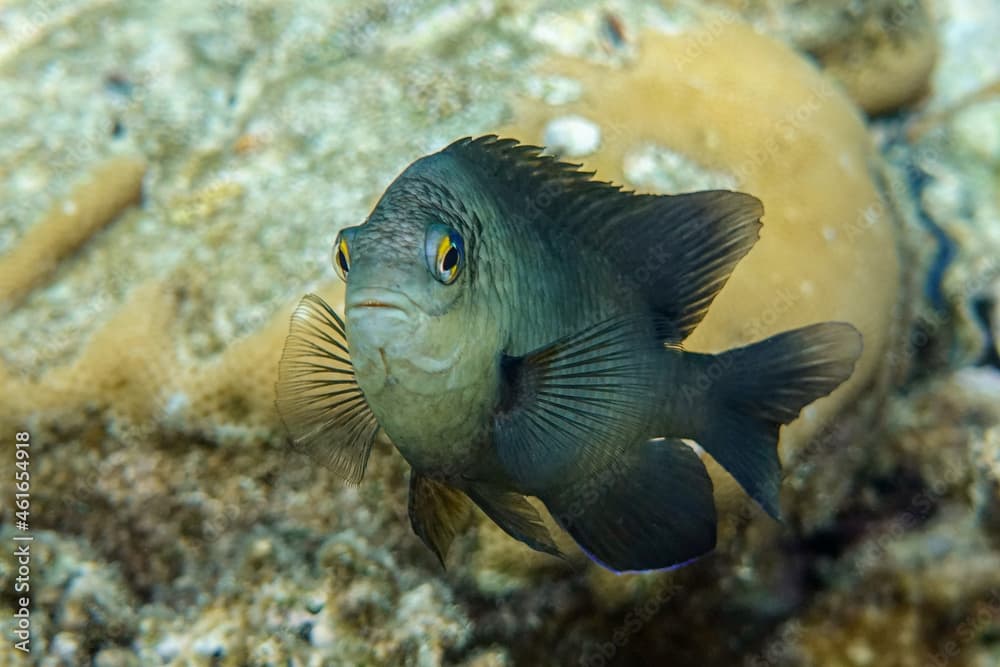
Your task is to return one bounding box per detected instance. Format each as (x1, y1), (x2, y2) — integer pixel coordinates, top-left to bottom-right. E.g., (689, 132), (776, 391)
(2, 0), (1000, 665)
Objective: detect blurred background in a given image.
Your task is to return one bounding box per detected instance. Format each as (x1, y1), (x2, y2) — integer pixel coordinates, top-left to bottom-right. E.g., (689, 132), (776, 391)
(1, 0), (999, 665)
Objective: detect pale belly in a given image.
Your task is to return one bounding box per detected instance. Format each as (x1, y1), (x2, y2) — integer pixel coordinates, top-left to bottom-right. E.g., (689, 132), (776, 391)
(360, 367), (509, 485)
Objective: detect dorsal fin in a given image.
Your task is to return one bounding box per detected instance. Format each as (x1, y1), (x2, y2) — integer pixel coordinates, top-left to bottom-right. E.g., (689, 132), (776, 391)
(444, 136), (763, 342)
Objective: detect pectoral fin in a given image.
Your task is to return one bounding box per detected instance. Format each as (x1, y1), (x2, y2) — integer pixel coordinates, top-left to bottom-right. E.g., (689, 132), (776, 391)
(408, 473), (472, 568)
(493, 314), (661, 491)
(276, 294), (380, 484)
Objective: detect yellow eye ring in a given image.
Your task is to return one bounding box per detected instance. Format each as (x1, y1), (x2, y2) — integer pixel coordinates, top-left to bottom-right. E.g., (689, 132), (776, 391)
(333, 233), (351, 282)
(425, 224), (464, 284)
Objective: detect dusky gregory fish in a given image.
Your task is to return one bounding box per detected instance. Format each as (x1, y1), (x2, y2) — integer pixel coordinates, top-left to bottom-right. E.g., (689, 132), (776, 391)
(276, 136), (862, 573)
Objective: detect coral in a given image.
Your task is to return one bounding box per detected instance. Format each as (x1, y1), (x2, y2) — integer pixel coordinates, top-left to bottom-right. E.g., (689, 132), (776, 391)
(0, 154), (145, 314)
(0, 275), (345, 440)
(0, 144), (338, 440)
(893, 44), (1000, 369)
(0, 0), (113, 65)
(779, 510), (1000, 667)
(975, 425), (1000, 542)
(0, 526), (139, 663)
(814, 0), (937, 116)
(706, 0), (938, 115)
(748, 365), (1000, 667)
(120, 530), (474, 666)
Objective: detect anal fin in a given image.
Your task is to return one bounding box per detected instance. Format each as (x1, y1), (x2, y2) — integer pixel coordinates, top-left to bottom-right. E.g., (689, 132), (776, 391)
(542, 438), (717, 573)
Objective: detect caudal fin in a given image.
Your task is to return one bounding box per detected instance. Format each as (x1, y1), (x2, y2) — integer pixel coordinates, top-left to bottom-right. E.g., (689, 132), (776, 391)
(693, 322), (863, 518)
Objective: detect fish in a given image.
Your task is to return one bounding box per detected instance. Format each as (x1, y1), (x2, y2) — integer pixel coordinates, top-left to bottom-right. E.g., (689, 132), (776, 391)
(275, 135), (863, 573)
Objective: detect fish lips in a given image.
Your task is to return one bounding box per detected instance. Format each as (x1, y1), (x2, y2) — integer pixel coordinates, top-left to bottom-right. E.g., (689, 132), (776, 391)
(347, 287), (419, 333)
(347, 288), (415, 314)
(345, 288), (422, 375)
(345, 287), (466, 390)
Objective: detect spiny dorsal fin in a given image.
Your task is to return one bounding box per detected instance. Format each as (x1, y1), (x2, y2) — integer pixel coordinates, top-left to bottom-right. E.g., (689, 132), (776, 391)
(444, 135), (620, 217)
(444, 136), (763, 342)
(275, 294), (380, 484)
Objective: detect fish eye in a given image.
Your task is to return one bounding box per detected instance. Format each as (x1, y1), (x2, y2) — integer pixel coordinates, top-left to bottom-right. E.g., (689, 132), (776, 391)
(333, 232), (351, 282)
(424, 224), (465, 285)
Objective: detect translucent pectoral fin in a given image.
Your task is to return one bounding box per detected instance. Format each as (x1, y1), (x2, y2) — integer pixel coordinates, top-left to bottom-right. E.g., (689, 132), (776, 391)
(275, 293), (380, 484)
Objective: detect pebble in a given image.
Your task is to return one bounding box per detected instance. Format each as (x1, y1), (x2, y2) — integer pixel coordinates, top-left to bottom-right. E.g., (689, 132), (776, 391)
(543, 115), (601, 157)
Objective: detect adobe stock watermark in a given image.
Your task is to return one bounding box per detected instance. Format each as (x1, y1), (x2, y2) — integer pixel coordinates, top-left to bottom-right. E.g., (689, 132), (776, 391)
(11, 431), (33, 654)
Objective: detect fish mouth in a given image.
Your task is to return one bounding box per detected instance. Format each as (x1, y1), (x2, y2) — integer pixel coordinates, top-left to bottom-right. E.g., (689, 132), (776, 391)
(346, 288), (416, 316)
(345, 288), (419, 379)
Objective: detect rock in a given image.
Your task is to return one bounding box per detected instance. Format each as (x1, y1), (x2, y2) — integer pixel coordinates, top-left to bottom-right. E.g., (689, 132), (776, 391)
(93, 647), (141, 667)
(542, 114), (602, 157)
(706, 0), (938, 115)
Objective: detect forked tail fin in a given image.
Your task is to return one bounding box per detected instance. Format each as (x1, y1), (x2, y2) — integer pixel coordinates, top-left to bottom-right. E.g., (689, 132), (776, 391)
(692, 322), (863, 518)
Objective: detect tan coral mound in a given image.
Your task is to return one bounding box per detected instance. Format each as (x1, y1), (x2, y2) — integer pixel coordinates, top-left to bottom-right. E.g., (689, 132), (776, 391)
(708, 0), (938, 115)
(811, 0), (937, 116)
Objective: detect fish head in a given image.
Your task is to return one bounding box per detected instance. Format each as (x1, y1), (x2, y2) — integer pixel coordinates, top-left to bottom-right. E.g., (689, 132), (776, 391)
(334, 161), (503, 424)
